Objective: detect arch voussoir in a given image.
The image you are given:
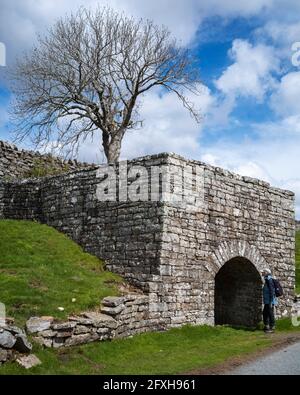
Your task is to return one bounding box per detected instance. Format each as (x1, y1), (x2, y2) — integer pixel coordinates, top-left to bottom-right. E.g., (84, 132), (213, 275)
(210, 240), (268, 275)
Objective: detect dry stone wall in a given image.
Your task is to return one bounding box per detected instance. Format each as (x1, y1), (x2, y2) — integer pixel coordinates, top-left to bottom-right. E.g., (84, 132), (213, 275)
(0, 140), (89, 180)
(0, 319), (32, 365)
(0, 152), (296, 330)
(149, 155), (295, 326)
(26, 294), (152, 348)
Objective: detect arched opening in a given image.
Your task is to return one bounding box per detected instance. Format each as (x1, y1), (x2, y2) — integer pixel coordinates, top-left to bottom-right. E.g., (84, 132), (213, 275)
(215, 257), (262, 328)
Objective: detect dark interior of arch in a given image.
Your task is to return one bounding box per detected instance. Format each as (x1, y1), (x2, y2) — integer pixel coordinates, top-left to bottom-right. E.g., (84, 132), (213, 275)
(215, 257), (262, 328)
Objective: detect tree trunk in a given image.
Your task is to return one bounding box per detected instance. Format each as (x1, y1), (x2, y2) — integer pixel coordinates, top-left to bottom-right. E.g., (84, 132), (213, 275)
(102, 133), (122, 163)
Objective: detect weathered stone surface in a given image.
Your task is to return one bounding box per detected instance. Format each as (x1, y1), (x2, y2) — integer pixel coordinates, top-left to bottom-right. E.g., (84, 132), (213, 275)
(102, 297), (125, 307)
(43, 338), (53, 348)
(55, 331), (73, 338)
(0, 140), (90, 180)
(82, 312), (118, 328)
(0, 329), (16, 349)
(33, 336), (53, 348)
(68, 316), (94, 325)
(52, 322), (76, 331)
(5, 326), (25, 336)
(39, 330), (57, 338)
(16, 354), (42, 369)
(101, 305), (125, 316)
(0, 349), (8, 362)
(96, 328), (110, 335)
(74, 325), (90, 335)
(26, 317), (54, 334)
(0, 323), (32, 365)
(65, 333), (99, 347)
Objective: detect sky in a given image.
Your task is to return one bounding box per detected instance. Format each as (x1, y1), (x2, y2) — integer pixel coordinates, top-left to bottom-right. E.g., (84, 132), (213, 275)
(1, 0), (300, 215)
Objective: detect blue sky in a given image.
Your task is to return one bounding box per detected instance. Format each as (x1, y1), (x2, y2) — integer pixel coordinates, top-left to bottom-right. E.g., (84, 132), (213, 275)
(1, 0), (300, 215)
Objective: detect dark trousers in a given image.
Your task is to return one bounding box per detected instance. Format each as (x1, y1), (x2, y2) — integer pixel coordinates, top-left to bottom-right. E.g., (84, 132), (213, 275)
(263, 304), (275, 328)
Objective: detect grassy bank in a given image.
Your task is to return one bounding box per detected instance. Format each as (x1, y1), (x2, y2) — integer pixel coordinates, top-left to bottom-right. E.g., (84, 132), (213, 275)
(0, 220), (121, 325)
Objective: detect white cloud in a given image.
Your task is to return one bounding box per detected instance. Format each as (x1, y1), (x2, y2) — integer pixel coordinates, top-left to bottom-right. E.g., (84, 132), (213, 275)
(256, 21), (300, 49)
(76, 85), (214, 162)
(254, 114), (300, 137)
(208, 39), (281, 127)
(0, 0), (200, 64)
(202, 147), (272, 183)
(200, 127), (300, 217)
(122, 85), (213, 159)
(198, 0), (273, 18)
(0, 106), (9, 129)
(255, 20), (300, 72)
(0, 0), (283, 66)
(215, 39), (279, 101)
(270, 72), (300, 117)
(263, 0), (300, 20)
(235, 162), (272, 181)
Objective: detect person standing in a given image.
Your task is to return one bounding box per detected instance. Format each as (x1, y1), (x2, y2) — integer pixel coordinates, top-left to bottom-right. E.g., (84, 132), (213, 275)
(262, 268), (278, 333)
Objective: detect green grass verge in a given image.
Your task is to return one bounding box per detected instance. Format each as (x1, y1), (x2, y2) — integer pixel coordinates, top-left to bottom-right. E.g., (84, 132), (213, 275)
(0, 325), (274, 375)
(0, 220), (121, 326)
(295, 231), (300, 294)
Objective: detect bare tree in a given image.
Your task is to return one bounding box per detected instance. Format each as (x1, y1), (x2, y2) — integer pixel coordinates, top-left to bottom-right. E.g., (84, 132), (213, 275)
(11, 7), (202, 163)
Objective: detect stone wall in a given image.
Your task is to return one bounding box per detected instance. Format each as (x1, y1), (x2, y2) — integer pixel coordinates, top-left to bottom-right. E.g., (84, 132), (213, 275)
(27, 294), (152, 348)
(0, 140), (89, 180)
(149, 155), (295, 326)
(0, 319), (32, 365)
(0, 156), (168, 290)
(0, 153), (296, 329)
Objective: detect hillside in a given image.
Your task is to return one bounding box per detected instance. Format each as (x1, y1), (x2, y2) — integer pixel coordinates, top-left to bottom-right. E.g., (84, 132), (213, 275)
(0, 220), (121, 325)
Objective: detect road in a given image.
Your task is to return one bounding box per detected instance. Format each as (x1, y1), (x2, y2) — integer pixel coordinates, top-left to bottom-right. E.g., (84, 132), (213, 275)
(226, 341), (300, 375)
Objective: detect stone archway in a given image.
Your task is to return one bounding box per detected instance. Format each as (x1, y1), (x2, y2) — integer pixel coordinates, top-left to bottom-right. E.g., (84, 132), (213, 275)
(208, 241), (267, 328)
(215, 257), (262, 327)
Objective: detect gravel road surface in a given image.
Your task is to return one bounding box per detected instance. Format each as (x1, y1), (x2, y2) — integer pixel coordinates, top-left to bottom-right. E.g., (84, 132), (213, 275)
(227, 341), (300, 375)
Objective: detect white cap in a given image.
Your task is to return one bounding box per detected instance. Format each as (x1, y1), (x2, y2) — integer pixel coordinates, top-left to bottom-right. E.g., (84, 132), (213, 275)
(261, 268), (271, 275)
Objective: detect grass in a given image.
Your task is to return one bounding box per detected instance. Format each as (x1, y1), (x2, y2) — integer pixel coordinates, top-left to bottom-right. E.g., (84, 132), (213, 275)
(0, 220), (121, 326)
(0, 325), (274, 375)
(295, 231), (300, 294)
(22, 157), (71, 178)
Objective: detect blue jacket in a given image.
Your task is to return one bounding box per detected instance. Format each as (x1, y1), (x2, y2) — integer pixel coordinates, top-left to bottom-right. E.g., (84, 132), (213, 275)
(263, 275), (278, 306)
